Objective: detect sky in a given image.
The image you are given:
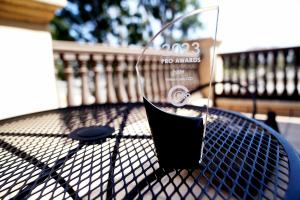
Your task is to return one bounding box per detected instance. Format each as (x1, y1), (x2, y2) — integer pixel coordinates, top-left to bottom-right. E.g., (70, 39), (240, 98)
(202, 0), (300, 53)
(63, 0), (300, 53)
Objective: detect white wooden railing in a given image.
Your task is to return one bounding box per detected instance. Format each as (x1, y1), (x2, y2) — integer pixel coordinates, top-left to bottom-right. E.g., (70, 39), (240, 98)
(53, 40), (201, 106)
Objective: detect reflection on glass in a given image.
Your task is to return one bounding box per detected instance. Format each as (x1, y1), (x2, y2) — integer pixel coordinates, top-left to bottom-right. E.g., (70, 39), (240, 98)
(135, 6), (219, 169)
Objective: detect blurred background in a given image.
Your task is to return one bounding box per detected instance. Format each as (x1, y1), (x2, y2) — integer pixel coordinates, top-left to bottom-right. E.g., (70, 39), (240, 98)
(0, 0), (299, 151)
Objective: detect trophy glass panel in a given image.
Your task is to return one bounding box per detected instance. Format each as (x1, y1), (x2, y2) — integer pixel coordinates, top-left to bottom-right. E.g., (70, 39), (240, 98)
(135, 7), (219, 169)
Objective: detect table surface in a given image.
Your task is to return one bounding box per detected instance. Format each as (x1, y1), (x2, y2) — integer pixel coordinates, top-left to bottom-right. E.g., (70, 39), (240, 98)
(0, 103), (299, 200)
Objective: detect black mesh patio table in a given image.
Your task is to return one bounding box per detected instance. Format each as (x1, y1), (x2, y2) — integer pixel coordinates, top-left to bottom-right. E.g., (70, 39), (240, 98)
(0, 103), (299, 200)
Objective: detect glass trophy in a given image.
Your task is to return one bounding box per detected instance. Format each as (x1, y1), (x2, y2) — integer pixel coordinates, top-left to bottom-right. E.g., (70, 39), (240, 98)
(135, 7), (219, 169)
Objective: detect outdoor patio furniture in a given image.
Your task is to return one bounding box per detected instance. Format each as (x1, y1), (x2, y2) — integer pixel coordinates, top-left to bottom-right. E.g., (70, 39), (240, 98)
(0, 103), (299, 199)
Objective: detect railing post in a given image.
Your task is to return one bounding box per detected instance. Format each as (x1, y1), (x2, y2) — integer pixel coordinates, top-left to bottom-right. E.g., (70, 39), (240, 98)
(151, 56), (160, 102)
(92, 54), (105, 104)
(0, 1), (65, 119)
(262, 52), (269, 96)
(116, 55), (129, 102)
(135, 56), (143, 102)
(233, 54), (240, 95)
(192, 64), (200, 89)
(78, 54), (90, 105)
(282, 50), (289, 97)
(253, 52), (259, 96)
(62, 53), (75, 106)
(244, 53), (250, 96)
(293, 48), (300, 98)
(157, 58), (166, 101)
(228, 55), (234, 95)
(220, 55), (228, 96)
(143, 56), (153, 101)
(237, 54), (242, 96)
(272, 50), (278, 97)
(105, 54), (118, 103)
(127, 55), (138, 102)
(164, 62), (171, 94)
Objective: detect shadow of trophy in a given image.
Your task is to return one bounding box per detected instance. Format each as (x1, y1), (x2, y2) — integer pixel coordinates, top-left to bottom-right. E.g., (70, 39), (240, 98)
(135, 6), (219, 169)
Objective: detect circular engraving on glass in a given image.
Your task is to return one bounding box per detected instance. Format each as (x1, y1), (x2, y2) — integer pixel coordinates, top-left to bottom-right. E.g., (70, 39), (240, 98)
(167, 85), (191, 107)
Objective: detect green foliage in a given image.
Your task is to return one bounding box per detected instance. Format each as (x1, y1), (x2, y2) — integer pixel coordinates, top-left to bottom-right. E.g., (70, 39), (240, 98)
(50, 0), (201, 45)
(54, 59), (65, 80)
(50, 17), (75, 41)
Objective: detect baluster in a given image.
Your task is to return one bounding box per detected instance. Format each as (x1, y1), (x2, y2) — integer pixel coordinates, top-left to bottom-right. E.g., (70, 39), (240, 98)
(277, 51), (286, 95)
(272, 51), (278, 97)
(191, 64), (198, 89)
(244, 53), (250, 96)
(151, 56), (160, 102)
(293, 48), (300, 98)
(92, 54), (105, 104)
(235, 54), (241, 96)
(105, 54), (117, 103)
(187, 64), (194, 90)
(116, 55), (129, 102)
(157, 57), (166, 101)
(164, 62), (171, 93)
(228, 55), (233, 96)
(265, 52), (273, 96)
(135, 56), (143, 102)
(126, 55), (137, 102)
(169, 62), (175, 87)
(256, 53), (264, 96)
(143, 56), (153, 100)
(262, 52), (268, 97)
(239, 54), (246, 95)
(78, 54), (90, 105)
(247, 53), (255, 94)
(178, 62), (184, 87)
(173, 61), (179, 86)
(62, 53), (75, 106)
(230, 55), (236, 95)
(253, 53), (259, 96)
(177, 62), (183, 86)
(192, 64), (199, 90)
(286, 50), (295, 96)
(188, 63), (194, 89)
(222, 55), (229, 95)
(282, 50), (288, 97)
(220, 55), (226, 96)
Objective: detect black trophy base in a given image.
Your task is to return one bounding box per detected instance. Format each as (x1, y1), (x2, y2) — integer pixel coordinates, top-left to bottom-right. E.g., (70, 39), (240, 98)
(143, 97), (204, 169)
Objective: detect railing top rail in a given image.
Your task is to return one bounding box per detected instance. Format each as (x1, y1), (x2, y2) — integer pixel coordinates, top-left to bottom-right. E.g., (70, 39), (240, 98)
(53, 40), (195, 57)
(218, 46), (300, 56)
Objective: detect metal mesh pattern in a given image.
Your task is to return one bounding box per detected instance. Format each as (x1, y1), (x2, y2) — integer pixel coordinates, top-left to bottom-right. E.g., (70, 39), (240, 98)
(0, 103), (294, 199)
